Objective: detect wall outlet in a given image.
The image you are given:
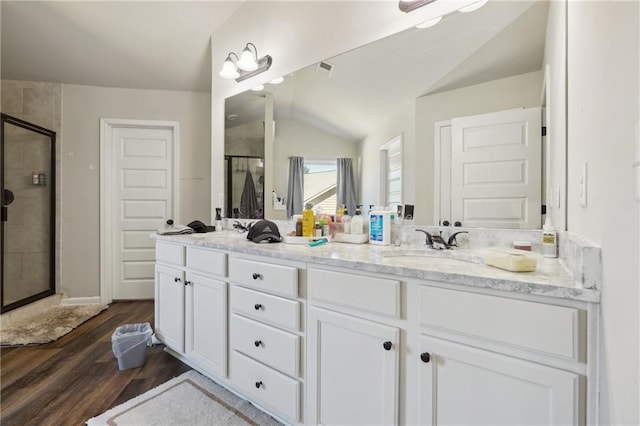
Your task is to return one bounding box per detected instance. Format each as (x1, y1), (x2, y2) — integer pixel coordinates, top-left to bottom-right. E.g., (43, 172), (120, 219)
(579, 161), (588, 208)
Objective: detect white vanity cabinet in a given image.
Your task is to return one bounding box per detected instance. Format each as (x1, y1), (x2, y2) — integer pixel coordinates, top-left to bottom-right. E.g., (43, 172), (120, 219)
(306, 267), (402, 425)
(154, 242), (228, 377)
(415, 285), (589, 425)
(228, 255), (303, 424)
(154, 242), (186, 352)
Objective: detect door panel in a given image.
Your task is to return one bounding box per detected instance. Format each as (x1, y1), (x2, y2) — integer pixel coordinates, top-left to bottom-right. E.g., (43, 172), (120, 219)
(112, 125), (174, 299)
(446, 108), (542, 228)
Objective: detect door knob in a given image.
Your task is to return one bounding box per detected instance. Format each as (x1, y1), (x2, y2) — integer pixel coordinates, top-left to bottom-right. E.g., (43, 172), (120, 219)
(252, 273), (262, 280)
(174, 277), (181, 283)
(383, 341), (392, 351)
(255, 381), (263, 389)
(254, 303), (263, 310)
(254, 340), (262, 347)
(184, 281), (192, 286)
(420, 352), (431, 363)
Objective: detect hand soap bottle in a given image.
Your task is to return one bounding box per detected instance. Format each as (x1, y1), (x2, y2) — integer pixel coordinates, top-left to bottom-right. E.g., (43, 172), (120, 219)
(351, 207), (364, 234)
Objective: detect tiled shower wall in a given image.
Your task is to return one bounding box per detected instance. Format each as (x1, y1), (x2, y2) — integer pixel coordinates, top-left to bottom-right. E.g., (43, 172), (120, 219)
(1, 80), (61, 303)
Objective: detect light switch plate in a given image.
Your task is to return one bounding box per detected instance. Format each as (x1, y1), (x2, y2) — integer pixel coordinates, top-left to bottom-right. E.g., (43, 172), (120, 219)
(579, 161), (588, 207)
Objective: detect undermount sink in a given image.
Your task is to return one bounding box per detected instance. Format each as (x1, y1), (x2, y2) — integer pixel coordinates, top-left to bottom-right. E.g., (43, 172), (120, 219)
(378, 248), (483, 265)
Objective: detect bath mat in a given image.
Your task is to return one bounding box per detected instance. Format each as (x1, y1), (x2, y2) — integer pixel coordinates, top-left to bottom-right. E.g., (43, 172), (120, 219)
(0, 304), (108, 347)
(86, 369), (282, 426)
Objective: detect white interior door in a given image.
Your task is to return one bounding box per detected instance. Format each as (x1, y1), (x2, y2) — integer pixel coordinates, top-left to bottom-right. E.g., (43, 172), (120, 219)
(101, 119), (179, 302)
(449, 107), (542, 228)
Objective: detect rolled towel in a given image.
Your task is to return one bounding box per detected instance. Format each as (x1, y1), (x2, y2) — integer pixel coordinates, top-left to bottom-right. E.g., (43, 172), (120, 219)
(156, 225), (194, 235)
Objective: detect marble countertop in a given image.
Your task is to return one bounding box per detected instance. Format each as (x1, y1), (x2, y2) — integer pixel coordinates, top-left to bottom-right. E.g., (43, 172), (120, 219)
(153, 231), (600, 303)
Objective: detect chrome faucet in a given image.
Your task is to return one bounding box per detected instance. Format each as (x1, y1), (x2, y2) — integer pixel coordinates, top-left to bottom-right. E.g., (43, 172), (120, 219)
(415, 229), (469, 250)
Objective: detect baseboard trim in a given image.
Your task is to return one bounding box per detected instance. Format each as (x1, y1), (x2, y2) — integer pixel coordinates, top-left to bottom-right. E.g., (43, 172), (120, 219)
(60, 296), (102, 305)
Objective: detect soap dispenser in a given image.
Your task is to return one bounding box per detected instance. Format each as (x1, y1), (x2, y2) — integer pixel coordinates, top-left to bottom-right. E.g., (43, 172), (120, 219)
(351, 207), (364, 234)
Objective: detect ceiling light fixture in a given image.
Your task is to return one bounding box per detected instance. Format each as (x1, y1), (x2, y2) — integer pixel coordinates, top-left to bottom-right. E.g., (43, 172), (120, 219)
(219, 42), (272, 83)
(458, 0), (488, 13)
(398, 0), (437, 13)
(416, 15), (442, 29)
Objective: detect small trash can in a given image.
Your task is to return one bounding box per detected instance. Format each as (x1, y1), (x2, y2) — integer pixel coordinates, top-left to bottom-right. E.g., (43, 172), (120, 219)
(111, 322), (153, 370)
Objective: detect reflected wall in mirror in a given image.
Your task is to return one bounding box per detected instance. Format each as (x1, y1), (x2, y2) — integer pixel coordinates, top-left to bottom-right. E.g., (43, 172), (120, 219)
(224, 0), (566, 229)
(224, 92), (265, 218)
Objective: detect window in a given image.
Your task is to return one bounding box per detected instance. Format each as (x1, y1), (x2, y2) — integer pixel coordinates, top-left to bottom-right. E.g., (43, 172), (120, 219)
(304, 160), (337, 214)
(380, 135), (403, 208)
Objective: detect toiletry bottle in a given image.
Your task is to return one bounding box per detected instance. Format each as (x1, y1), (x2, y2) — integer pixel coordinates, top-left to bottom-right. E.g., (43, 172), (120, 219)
(295, 217), (303, 236)
(215, 208), (223, 231)
(302, 203), (315, 237)
(351, 207), (364, 234)
(542, 217), (557, 258)
(341, 209), (351, 234)
(369, 209), (391, 245)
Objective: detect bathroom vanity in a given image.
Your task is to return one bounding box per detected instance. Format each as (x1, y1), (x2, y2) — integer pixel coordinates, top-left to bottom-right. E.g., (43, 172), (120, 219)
(153, 231), (599, 425)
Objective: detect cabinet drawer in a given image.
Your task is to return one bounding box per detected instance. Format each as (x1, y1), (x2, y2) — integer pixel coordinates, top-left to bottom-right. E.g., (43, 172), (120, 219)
(308, 268), (401, 318)
(156, 242), (185, 266)
(186, 247), (227, 277)
(419, 286), (585, 361)
(229, 257), (298, 298)
(230, 351), (300, 422)
(230, 285), (300, 332)
(231, 314), (300, 377)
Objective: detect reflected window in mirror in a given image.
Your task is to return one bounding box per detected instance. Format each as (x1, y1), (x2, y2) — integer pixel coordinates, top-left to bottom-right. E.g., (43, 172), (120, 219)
(304, 160), (337, 214)
(380, 135), (403, 209)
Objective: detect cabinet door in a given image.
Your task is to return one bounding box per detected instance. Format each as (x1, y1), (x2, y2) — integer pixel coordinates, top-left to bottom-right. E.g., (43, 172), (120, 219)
(154, 264), (185, 352)
(419, 335), (581, 425)
(307, 307), (399, 425)
(185, 272), (227, 377)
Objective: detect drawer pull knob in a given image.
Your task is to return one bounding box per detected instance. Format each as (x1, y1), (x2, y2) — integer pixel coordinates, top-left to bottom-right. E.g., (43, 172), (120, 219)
(184, 280), (191, 286)
(174, 277), (181, 283)
(420, 352), (431, 363)
(254, 303), (263, 310)
(252, 273), (262, 280)
(255, 381), (263, 389)
(383, 341), (392, 351)
(254, 340), (262, 347)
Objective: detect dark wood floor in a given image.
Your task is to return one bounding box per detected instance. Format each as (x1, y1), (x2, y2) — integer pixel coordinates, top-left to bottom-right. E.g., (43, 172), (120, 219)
(1, 301), (191, 426)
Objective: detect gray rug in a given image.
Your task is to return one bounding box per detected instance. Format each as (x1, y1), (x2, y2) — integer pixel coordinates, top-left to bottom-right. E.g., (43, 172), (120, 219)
(86, 370), (283, 426)
(0, 304), (108, 347)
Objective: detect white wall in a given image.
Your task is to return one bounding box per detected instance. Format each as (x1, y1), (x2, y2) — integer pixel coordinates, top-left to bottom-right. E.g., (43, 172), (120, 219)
(413, 71), (543, 225)
(359, 100), (415, 212)
(566, 2), (639, 424)
(272, 117), (357, 220)
(61, 84), (211, 298)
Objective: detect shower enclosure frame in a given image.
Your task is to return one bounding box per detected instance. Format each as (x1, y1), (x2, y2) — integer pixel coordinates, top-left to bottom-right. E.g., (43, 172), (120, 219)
(1, 113), (57, 313)
(224, 154), (265, 219)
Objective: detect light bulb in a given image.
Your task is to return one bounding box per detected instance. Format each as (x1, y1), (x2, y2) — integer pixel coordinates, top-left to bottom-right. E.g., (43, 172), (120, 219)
(416, 16), (442, 29)
(237, 46), (258, 71)
(250, 84), (264, 91)
(458, 0), (488, 13)
(219, 56), (239, 79)
(269, 77), (284, 84)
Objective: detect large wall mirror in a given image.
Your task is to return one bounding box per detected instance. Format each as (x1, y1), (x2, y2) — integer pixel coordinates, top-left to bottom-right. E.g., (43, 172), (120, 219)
(224, 0), (566, 229)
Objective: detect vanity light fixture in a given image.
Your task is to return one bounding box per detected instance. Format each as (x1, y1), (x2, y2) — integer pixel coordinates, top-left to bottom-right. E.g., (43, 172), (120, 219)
(250, 84), (265, 91)
(458, 0), (488, 13)
(219, 42), (273, 83)
(269, 76), (284, 84)
(398, 0), (437, 13)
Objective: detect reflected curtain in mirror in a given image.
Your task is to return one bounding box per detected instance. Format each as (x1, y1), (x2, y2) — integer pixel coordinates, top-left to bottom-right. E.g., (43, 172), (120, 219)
(336, 158), (357, 216)
(286, 156), (304, 218)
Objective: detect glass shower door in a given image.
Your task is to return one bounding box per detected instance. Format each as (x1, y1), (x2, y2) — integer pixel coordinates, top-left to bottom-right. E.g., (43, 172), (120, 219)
(1, 114), (56, 312)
